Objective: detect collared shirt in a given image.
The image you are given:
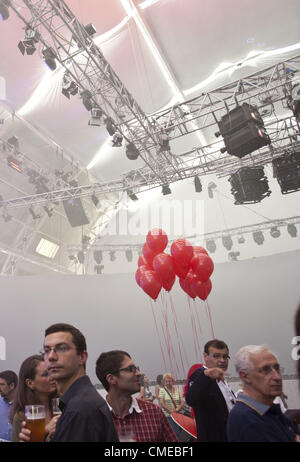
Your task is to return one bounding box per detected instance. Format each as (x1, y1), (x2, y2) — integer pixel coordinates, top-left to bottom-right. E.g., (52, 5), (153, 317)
(106, 396), (178, 442)
(0, 397), (12, 441)
(53, 376), (119, 442)
(227, 393), (299, 442)
(202, 365), (236, 412)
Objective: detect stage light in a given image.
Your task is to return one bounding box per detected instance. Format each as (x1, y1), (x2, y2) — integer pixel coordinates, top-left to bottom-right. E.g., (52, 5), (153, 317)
(0, 0), (11, 21)
(159, 132), (170, 151)
(217, 103), (270, 158)
(270, 227), (280, 238)
(91, 193), (100, 208)
(162, 184), (171, 195)
(206, 239), (216, 253)
(194, 176), (202, 192)
(238, 235), (245, 244)
(62, 73), (78, 99)
(208, 181), (217, 199)
(18, 27), (40, 55)
(222, 235), (233, 251)
(7, 155), (22, 173)
(127, 190), (138, 201)
(7, 136), (19, 150)
(77, 250), (85, 264)
(88, 108), (103, 126)
(126, 142), (139, 160)
(80, 90), (93, 111)
(94, 250), (103, 264)
(105, 117), (117, 136)
(290, 81), (300, 122)
(84, 23), (97, 36)
(29, 206), (41, 220)
(287, 223), (297, 237)
(125, 249), (133, 262)
(43, 205), (54, 217)
(42, 47), (57, 71)
(253, 231), (264, 245)
(94, 264), (104, 274)
(112, 131), (123, 147)
(228, 251), (240, 261)
(272, 151), (300, 194)
(109, 250), (116, 262)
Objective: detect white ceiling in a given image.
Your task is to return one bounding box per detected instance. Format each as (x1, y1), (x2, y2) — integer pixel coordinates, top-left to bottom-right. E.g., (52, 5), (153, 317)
(0, 0), (300, 275)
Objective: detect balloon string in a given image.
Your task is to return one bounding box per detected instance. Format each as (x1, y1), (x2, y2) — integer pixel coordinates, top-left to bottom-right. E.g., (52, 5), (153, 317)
(205, 300), (215, 339)
(165, 297), (180, 379)
(192, 299), (204, 363)
(169, 292), (189, 373)
(150, 300), (167, 372)
(191, 301), (202, 360)
(187, 296), (201, 361)
(169, 293), (186, 378)
(161, 295), (174, 377)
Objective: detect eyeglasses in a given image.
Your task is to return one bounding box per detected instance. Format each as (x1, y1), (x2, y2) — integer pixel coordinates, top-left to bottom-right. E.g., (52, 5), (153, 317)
(40, 344), (72, 357)
(112, 365), (140, 374)
(210, 354), (230, 360)
(257, 364), (281, 375)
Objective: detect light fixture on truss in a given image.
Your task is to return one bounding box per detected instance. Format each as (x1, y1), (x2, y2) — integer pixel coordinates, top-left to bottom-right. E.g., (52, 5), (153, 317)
(18, 26), (40, 55)
(0, 0), (11, 21)
(62, 72), (78, 99)
(228, 167), (271, 204)
(88, 108), (103, 126)
(42, 47), (57, 71)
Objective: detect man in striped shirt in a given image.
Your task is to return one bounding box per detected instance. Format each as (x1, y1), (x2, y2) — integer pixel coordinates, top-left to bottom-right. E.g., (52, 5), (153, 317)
(95, 350), (177, 442)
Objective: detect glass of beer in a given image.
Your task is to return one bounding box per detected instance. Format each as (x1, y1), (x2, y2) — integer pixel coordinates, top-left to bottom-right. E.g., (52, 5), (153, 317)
(51, 398), (62, 416)
(25, 405), (46, 442)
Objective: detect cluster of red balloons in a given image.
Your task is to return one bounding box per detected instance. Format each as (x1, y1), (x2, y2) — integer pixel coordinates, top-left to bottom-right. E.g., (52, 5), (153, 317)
(135, 229), (214, 301)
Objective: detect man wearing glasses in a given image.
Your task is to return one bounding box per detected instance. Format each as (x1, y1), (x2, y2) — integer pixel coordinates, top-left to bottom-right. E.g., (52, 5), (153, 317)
(185, 339), (235, 442)
(227, 345), (300, 442)
(95, 350), (178, 442)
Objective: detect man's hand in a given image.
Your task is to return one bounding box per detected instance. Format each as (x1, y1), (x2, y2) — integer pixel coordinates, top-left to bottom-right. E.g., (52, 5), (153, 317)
(18, 421), (31, 442)
(204, 367), (226, 381)
(45, 415), (60, 441)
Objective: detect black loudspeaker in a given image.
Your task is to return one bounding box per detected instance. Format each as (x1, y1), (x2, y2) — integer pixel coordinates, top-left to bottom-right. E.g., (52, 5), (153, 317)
(63, 198), (90, 227)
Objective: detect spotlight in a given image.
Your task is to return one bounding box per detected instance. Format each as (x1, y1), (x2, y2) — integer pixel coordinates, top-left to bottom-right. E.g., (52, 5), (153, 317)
(126, 142), (140, 160)
(93, 250), (103, 264)
(7, 155), (22, 173)
(206, 239), (216, 253)
(7, 136), (19, 150)
(125, 249), (133, 262)
(81, 235), (91, 249)
(222, 235), (233, 251)
(272, 151), (300, 194)
(162, 184), (171, 195)
(159, 132), (170, 151)
(88, 107), (103, 126)
(270, 227), (280, 238)
(0, 0), (11, 21)
(208, 181), (217, 199)
(238, 235), (245, 244)
(109, 250), (116, 262)
(229, 167), (271, 204)
(91, 193), (100, 208)
(80, 90), (93, 111)
(287, 223), (297, 237)
(94, 264), (104, 274)
(42, 47), (57, 71)
(62, 73), (78, 99)
(112, 131), (123, 147)
(68, 254), (77, 262)
(18, 27), (40, 55)
(84, 23), (97, 36)
(127, 190), (138, 201)
(43, 205), (54, 217)
(253, 231), (264, 245)
(77, 250), (85, 264)
(105, 117), (117, 136)
(194, 176), (202, 192)
(228, 251), (240, 261)
(290, 81), (300, 122)
(29, 206), (41, 220)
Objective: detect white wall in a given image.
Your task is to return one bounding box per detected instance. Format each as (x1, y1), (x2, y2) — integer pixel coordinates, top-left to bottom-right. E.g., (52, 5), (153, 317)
(0, 250), (300, 388)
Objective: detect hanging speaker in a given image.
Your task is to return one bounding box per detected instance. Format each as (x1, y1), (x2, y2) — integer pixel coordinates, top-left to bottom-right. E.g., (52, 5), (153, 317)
(63, 198), (90, 227)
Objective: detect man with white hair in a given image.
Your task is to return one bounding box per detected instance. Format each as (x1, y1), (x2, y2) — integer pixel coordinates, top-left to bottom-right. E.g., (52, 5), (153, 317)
(227, 345), (300, 442)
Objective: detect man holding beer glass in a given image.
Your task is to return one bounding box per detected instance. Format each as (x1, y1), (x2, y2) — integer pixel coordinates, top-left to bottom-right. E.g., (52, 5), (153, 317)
(20, 323), (118, 442)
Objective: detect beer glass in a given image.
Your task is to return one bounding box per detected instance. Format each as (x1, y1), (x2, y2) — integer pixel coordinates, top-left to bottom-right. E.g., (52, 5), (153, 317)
(25, 405), (46, 442)
(51, 398), (62, 416)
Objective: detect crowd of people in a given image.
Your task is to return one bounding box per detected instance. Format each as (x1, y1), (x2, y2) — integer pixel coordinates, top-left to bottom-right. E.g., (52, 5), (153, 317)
(0, 303), (299, 443)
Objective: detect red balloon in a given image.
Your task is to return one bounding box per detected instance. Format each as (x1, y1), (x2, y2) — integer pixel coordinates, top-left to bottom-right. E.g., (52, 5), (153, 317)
(146, 229), (168, 254)
(191, 278), (212, 301)
(153, 253), (175, 287)
(139, 270), (162, 300)
(142, 243), (156, 265)
(172, 257), (189, 279)
(171, 239), (193, 267)
(193, 246), (208, 256)
(179, 277), (197, 299)
(137, 255), (150, 268)
(162, 273), (176, 292)
(191, 254), (214, 282)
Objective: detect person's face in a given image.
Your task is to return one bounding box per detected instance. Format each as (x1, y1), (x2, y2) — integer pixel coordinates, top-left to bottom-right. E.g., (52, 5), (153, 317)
(164, 376), (174, 389)
(110, 355), (141, 395)
(242, 351), (282, 404)
(26, 361), (57, 395)
(204, 346), (230, 371)
(0, 378), (12, 399)
(43, 331), (87, 383)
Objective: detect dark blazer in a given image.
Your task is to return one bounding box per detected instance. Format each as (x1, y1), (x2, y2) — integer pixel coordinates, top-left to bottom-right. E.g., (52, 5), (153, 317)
(185, 367), (229, 442)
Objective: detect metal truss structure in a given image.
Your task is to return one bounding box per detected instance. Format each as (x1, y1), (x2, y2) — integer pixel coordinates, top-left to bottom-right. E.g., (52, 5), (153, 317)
(0, 0), (298, 211)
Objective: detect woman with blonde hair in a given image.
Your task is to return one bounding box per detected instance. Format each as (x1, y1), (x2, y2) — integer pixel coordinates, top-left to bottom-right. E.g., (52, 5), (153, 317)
(159, 373), (184, 437)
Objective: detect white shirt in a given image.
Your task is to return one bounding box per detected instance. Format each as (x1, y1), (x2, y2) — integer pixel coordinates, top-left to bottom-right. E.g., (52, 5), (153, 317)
(202, 365), (236, 412)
